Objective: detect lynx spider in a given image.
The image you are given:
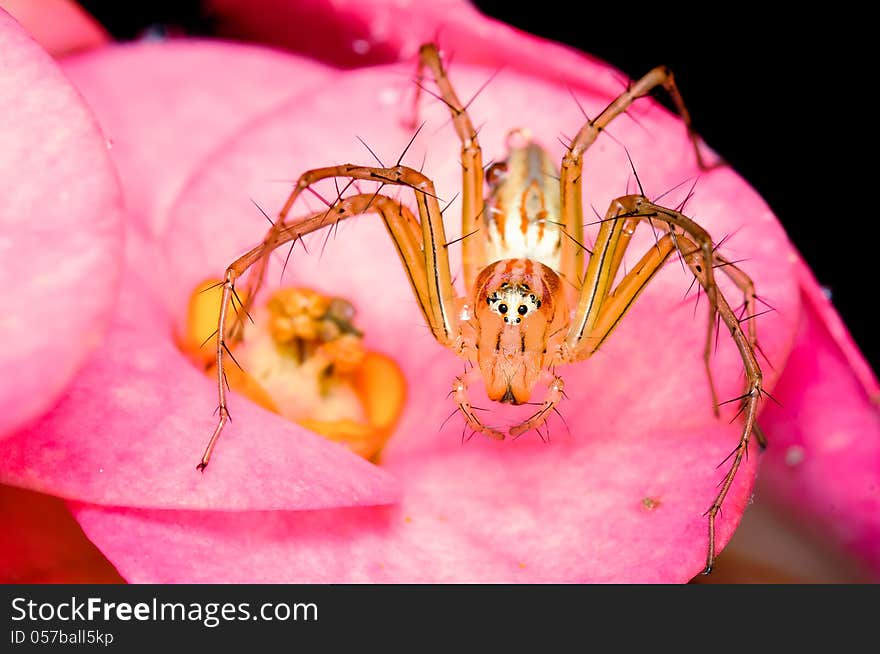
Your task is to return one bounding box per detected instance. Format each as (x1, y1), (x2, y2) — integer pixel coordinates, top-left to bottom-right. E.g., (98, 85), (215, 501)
(199, 44), (765, 575)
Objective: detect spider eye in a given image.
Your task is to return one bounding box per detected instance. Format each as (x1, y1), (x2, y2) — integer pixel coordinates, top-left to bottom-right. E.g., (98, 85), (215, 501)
(517, 305), (528, 315)
(498, 303), (508, 314)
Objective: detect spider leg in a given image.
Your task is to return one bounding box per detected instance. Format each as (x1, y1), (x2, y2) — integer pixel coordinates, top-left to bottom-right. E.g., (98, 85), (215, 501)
(452, 372), (504, 441)
(410, 43), (485, 289)
(712, 252), (761, 352)
(681, 236), (762, 575)
(571, 230), (678, 359)
(566, 203), (645, 350)
(566, 193), (763, 414)
(267, 164), (459, 341)
(508, 375), (565, 439)
(565, 195), (720, 360)
(564, 64), (710, 175)
(199, 164), (462, 470)
(559, 66), (710, 287)
(561, 195), (763, 574)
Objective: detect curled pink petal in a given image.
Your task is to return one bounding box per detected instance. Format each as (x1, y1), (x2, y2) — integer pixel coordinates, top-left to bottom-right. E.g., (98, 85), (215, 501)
(70, 52), (798, 581)
(70, 415), (762, 583)
(757, 261), (880, 578)
(61, 39), (338, 238)
(206, 0), (623, 95)
(0, 0), (107, 56)
(794, 260), (880, 405)
(60, 40), (338, 273)
(0, 9), (122, 439)
(0, 271), (400, 510)
(0, 41), (396, 511)
(2, 3), (833, 582)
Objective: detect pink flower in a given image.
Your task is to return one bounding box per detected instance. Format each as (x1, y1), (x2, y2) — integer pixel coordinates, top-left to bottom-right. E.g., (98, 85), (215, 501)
(1, 1), (876, 583)
(0, 5), (121, 582)
(0, 0), (107, 56)
(0, 8), (122, 442)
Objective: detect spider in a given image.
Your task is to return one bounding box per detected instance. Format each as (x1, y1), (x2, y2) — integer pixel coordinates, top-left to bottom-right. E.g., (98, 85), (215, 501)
(198, 43), (764, 574)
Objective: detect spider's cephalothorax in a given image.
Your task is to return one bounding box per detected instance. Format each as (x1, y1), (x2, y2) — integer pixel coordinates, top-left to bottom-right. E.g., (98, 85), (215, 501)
(204, 42), (764, 574)
(471, 258), (568, 405)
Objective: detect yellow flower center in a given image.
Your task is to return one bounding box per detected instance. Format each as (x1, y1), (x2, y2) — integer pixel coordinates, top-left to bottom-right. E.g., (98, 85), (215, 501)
(180, 280), (406, 461)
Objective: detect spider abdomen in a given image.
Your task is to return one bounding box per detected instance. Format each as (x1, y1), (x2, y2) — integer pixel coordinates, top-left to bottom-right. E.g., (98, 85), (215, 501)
(484, 138), (562, 273)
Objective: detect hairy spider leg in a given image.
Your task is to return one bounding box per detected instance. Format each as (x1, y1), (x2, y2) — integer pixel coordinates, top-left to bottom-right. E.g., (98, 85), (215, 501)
(560, 65), (711, 292)
(411, 43), (485, 290)
(200, 164), (466, 470)
(556, 195), (762, 573)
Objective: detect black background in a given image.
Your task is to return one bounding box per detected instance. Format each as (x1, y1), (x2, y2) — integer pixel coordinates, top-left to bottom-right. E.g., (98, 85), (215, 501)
(471, 3), (877, 373)
(77, 1), (878, 373)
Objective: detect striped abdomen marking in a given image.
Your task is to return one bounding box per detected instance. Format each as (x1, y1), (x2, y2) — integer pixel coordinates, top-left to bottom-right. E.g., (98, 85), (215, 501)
(485, 136), (562, 273)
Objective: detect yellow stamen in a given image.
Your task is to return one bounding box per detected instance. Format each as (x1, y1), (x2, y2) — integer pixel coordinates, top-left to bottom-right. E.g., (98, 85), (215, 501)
(180, 280), (406, 461)
(352, 352), (407, 432)
(317, 334), (366, 376)
(267, 287), (332, 343)
(298, 351), (408, 461)
(205, 360), (279, 415)
(180, 279), (243, 368)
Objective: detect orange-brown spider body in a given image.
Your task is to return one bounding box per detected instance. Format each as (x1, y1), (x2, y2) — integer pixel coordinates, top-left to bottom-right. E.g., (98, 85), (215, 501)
(469, 257), (568, 408)
(463, 134), (570, 410)
(201, 43), (764, 574)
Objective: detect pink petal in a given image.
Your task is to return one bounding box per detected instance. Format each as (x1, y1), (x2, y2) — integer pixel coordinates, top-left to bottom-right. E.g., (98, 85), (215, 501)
(161, 62), (800, 444)
(756, 260), (880, 578)
(0, 9), (123, 439)
(794, 261), (880, 406)
(0, 41), (397, 510)
(0, 271), (399, 510)
(0, 0), (107, 56)
(59, 39), (338, 273)
(70, 54), (799, 581)
(70, 416), (761, 583)
(206, 0), (624, 95)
